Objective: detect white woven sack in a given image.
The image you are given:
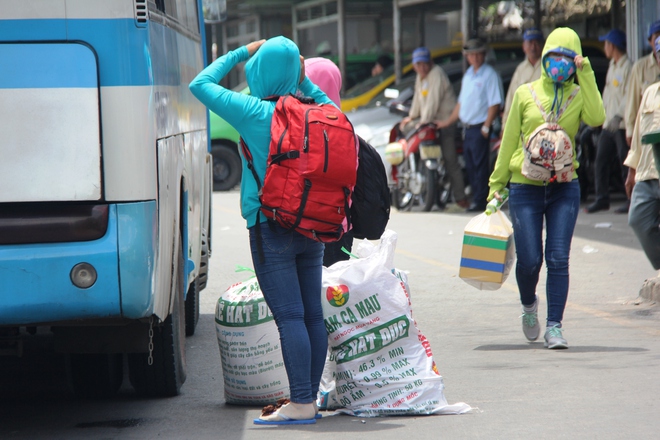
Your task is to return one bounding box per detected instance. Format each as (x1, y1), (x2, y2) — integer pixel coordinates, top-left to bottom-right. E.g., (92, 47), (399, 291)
(215, 275), (290, 405)
(317, 230), (471, 416)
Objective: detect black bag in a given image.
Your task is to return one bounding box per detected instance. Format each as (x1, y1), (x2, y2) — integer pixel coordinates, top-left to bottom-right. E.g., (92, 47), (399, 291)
(350, 136), (391, 240)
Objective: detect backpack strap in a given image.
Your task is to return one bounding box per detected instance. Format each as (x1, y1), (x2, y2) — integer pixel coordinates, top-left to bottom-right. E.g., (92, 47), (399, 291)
(270, 150), (300, 165)
(527, 84), (550, 121)
(556, 87), (580, 119)
(343, 187), (352, 232)
(239, 138), (262, 194)
(527, 83), (580, 123)
(290, 179), (312, 231)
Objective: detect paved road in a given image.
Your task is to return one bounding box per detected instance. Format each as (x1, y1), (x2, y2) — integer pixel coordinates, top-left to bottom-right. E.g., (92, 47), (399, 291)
(1, 190), (659, 439)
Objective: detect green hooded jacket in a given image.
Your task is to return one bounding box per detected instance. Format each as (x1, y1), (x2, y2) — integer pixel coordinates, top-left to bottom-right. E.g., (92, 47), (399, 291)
(488, 27), (606, 200)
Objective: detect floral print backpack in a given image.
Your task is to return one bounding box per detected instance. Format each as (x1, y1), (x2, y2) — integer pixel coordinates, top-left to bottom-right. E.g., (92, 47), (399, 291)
(521, 83), (580, 183)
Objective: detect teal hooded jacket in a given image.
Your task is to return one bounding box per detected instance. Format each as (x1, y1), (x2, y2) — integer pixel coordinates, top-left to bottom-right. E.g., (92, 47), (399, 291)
(189, 36), (335, 227)
(488, 27), (606, 201)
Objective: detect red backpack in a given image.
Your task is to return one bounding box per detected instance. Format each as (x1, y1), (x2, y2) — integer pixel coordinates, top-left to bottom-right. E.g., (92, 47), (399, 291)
(241, 94), (358, 243)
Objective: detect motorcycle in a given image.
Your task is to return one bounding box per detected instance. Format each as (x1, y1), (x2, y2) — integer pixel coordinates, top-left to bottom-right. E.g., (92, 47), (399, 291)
(385, 123), (454, 212)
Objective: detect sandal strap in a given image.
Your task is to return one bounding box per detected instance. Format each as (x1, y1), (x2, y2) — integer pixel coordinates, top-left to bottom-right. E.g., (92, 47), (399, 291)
(261, 398), (290, 416)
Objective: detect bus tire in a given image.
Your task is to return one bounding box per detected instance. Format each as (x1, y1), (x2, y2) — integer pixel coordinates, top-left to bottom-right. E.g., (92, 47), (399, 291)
(212, 143), (241, 191)
(67, 353), (123, 399)
(184, 278), (199, 337)
(128, 238), (187, 397)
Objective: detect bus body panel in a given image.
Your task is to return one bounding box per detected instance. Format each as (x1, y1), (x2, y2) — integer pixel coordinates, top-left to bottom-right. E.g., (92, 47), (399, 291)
(0, 43), (102, 203)
(0, 17), (207, 202)
(0, 206), (121, 325)
(0, 0), (210, 345)
(183, 129), (208, 283)
(117, 201), (158, 319)
(101, 86), (158, 202)
(154, 135), (183, 320)
(0, 1), (134, 20)
(0, 201), (162, 325)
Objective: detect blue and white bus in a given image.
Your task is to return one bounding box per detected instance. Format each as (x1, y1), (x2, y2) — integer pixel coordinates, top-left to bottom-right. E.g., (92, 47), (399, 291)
(0, 0), (217, 397)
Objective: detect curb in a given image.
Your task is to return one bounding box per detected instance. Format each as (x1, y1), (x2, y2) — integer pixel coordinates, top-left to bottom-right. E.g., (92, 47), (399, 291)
(639, 276), (660, 303)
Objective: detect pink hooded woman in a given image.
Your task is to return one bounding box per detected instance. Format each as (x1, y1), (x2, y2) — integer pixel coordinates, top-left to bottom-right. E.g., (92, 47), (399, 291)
(304, 57), (342, 107)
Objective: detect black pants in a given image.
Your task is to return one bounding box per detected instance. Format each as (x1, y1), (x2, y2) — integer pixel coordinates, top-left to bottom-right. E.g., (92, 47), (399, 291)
(594, 129), (628, 203)
(463, 124), (490, 209)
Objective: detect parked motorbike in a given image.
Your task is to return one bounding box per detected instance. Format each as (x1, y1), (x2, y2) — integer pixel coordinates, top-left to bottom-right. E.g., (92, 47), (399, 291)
(385, 123), (453, 212)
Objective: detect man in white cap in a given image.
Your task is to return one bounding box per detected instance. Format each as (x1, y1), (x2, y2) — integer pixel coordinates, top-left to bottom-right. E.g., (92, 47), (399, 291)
(502, 28), (544, 127)
(586, 28), (632, 214)
(399, 46), (468, 209)
(436, 38), (503, 212)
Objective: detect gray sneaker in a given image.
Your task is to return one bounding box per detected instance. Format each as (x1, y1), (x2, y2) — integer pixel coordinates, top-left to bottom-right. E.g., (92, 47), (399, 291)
(521, 301), (540, 341)
(544, 325), (568, 349)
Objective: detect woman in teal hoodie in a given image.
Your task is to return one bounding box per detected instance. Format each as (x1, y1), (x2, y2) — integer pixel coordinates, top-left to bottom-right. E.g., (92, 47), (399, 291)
(190, 37), (336, 424)
(488, 28), (605, 349)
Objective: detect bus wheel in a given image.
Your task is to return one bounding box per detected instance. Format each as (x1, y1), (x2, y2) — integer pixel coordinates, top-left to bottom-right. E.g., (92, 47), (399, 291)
(128, 239), (187, 397)
(67, 353), (123, 398)
(184, 279), (199, 337)
(212, 143), (241, 191)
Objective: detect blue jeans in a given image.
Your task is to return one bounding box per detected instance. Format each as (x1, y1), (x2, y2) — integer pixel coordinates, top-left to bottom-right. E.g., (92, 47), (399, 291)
(507, 181), (580, 326)
(463, 125), (490, 208)
(628, 179), (660, 270)
(249, 222), (327, 404)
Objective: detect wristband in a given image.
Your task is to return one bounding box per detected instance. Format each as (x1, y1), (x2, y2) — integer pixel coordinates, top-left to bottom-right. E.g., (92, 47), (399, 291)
(481, 125), (490, 135)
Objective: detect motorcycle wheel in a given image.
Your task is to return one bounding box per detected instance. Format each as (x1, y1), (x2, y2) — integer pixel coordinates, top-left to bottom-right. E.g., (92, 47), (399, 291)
(393, 186), (414, 211)
(436, 164), (452, 209)
(392, 159), (415, 211)
(420, 167), (437, 212)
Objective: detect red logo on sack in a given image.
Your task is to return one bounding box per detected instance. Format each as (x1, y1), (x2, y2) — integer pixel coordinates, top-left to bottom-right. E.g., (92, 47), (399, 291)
(326, 285), (349, 307)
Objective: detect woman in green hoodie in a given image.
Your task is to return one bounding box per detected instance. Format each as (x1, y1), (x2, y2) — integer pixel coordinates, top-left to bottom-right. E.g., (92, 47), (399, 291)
(488, 28), (605, 349)
(190, 37), (337, 424)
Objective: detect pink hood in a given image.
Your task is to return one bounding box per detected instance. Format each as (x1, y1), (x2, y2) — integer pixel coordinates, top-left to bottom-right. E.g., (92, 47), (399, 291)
(304, 57), (342, 106)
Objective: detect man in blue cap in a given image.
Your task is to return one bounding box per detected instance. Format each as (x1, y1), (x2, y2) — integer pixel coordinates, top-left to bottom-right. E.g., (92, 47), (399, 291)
(400, 46), (469, 209)
(586, 28), (632, 213)
(502, 27), (544, 127)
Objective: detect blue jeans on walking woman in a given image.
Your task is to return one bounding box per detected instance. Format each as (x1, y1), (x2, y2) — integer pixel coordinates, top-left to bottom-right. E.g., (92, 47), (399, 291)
(507, 181), (580, 326)
(249, 222), (327, 404)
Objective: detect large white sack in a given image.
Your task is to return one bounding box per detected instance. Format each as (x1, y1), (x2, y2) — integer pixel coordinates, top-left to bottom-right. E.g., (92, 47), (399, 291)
(215, 275), (290, 405)
(318, 230), (471, 416)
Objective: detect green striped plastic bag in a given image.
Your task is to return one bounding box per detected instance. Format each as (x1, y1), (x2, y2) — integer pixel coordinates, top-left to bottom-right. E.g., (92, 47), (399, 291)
(459, 210), (515, 290)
